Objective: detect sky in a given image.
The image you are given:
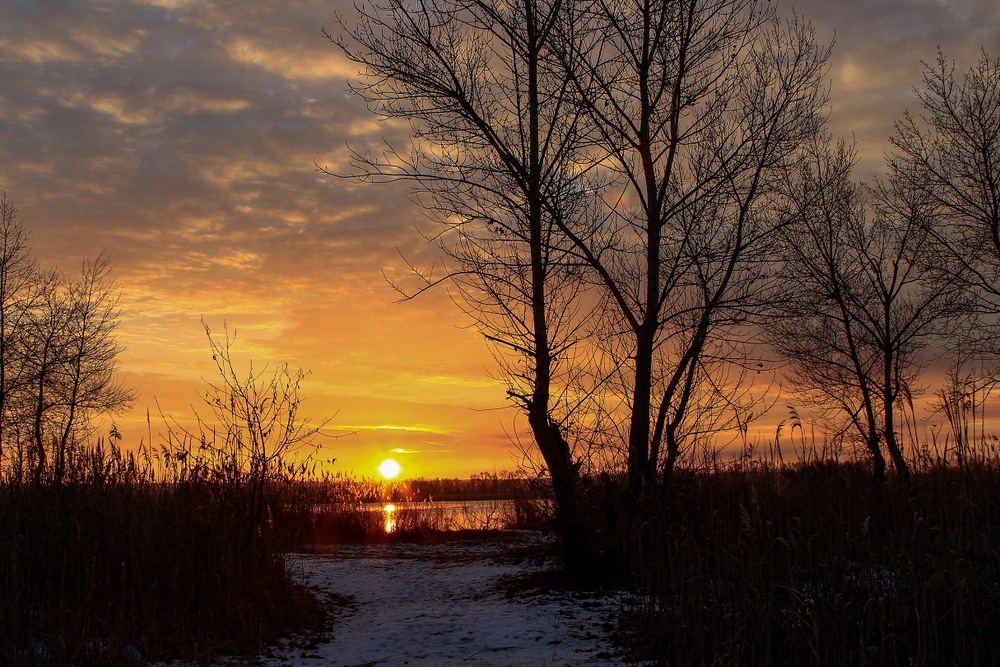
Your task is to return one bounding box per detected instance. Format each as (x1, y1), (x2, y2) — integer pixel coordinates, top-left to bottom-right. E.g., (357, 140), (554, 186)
(1, 0), (999, 479)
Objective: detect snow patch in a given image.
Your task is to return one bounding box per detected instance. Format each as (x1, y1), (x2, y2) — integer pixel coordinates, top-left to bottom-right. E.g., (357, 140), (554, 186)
(191, 532), (626, 666)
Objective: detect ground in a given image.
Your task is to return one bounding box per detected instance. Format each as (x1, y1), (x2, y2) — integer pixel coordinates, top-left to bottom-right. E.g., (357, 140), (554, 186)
(257, 531), (627, 666)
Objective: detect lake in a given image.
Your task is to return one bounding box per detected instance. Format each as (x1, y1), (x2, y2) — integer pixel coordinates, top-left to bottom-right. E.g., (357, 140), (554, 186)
(367, 499), (522, 532)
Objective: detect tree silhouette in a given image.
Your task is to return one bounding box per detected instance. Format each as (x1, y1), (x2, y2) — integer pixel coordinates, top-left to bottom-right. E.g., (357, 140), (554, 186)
(330, 0), (832, 551)
(889, 48), (1000, 359)
(554, 0), (830, 497)
(330, 0), (597, 568)
(0, 195), (42, 469)
(0, 196), (134, 483)
(771, 142), (961, 481)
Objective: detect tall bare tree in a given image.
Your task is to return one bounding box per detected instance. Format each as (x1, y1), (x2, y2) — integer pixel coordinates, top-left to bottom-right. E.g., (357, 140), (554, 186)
(21, 265), (71, 482)
(889, 48), (1000, 356)
(0, 196), (133, 482)
(0, 195), (43, 466)
(49, 254), (134, 483)
(555, 0), (830, 496)
(771, 141), (961, 482)
(330, 0), (597, 565)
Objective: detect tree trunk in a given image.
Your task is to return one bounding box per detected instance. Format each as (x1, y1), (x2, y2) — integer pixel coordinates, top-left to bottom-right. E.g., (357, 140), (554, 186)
(528, 409), (586, 576)
(868, 436), (887, 483)
(882, 351), (912, 483)
(883, 427), (912, 483)
(627, 316), (659, 500)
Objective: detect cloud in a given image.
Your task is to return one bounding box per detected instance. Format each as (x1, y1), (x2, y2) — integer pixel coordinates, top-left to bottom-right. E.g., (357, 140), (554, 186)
(333, 424), (453, 435)
(1, 0), (998, 475)
(798, 0), (1000, 175)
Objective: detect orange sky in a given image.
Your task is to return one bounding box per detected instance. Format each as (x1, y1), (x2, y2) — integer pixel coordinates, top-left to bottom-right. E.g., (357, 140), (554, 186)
(1, 0), (999, 478)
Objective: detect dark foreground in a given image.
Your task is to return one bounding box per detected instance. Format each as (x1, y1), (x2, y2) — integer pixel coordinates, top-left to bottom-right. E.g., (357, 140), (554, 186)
(3, 456), (1000, 666)
(613, 463), (1000, 666)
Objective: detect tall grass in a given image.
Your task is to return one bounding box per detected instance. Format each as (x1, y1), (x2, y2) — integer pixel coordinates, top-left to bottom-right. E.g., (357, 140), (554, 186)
(0, 440), (321, 666)
(617, 461), (1000, 666)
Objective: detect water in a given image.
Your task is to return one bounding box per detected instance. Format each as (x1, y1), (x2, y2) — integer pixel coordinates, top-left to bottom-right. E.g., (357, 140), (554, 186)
(370, 499), (519, 532)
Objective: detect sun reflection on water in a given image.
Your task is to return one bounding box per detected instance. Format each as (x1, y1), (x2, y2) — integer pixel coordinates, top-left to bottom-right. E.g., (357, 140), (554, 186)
(383, 503), (396, 533)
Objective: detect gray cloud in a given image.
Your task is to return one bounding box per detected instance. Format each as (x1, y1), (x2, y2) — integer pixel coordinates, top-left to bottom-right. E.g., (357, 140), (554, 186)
(794, 0), (1000, 173)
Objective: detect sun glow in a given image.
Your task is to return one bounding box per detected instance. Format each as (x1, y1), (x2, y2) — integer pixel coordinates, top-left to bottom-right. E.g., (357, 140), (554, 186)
(383, 503), (397, 533)
(379, 458), (402, 479)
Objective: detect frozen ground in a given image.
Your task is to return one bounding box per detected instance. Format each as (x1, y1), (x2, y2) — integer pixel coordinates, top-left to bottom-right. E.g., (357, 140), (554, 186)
(255, 531), (627, 667)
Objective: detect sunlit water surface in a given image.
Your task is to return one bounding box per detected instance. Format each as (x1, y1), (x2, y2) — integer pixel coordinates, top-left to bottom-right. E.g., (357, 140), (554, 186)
(369, 499), (519, 532)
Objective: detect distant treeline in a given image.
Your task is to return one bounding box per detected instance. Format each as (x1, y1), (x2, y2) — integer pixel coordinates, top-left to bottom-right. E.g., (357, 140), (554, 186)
(301, 472), (550, 503)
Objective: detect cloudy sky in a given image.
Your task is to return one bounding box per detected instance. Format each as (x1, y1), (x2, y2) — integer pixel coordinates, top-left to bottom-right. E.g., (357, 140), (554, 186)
(1, 0), (998, 478)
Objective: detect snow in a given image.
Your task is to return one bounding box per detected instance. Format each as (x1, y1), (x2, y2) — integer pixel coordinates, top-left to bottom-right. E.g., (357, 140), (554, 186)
(256, 531), (627, 666)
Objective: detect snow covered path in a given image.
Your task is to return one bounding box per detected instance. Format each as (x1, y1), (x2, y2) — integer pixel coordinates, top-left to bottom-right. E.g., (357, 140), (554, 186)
(260, 533), (627, 666)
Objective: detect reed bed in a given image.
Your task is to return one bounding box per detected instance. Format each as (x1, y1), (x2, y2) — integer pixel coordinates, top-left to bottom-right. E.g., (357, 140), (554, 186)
(0, 442), (321, 666)
(11, 429), (998, 667)
(0, 450), (548, 665)
(617, 461), (1000, 666)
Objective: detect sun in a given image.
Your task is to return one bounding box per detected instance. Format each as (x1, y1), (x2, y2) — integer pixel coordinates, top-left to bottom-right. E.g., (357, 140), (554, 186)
(378, 458), (402, 479)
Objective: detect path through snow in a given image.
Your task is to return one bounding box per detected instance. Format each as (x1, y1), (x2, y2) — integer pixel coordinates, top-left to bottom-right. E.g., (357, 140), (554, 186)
(260, 532), (627, 666)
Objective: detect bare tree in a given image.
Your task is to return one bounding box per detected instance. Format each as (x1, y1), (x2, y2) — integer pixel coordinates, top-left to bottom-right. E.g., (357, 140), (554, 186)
(771, 141), (961, 482)
(330, 0), (599, 567)
(554, 0), (830, 496)
(331, 0), (830, 512)
(49, 254), (135, 483)
(20, 266), (71, 482)
(0, 196), (133, 483)
(889, 48), (1000, 356)
(0, 195), (42, 466)
(193, 322), (328, 534)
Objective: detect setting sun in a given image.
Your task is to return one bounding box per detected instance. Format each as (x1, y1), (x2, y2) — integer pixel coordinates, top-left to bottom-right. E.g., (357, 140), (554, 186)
(379, 459), (402, 479)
